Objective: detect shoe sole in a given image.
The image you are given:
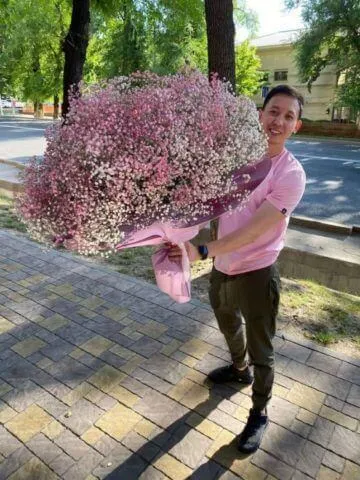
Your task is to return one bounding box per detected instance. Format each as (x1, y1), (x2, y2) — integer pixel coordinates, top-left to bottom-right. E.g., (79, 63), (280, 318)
(237, 421), (269, 454)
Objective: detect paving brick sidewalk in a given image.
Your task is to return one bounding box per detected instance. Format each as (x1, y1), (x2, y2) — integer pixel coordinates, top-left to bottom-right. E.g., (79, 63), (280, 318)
(0, 230), (359, 480)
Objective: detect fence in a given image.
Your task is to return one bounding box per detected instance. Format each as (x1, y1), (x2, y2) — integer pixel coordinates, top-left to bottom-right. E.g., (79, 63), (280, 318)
(299, 120), (360, 138)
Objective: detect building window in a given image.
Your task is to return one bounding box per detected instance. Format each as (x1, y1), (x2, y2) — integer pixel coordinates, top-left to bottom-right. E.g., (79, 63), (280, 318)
(274, 70), (288, 81)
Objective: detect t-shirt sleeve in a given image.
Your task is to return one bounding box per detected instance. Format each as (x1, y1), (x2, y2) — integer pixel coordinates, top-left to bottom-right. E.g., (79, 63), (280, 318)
(266, 166), (306, 217)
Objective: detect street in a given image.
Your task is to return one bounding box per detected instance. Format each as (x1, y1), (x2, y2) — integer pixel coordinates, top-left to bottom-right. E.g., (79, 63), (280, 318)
(0, 116), (49, 164)
(1, 116), (360, 226)
(287, 137), (360, 226)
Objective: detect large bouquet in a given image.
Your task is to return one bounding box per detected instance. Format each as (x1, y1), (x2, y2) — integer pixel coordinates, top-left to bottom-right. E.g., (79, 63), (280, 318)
(18, 71), (269, 301)
(18, 71), (267, 255)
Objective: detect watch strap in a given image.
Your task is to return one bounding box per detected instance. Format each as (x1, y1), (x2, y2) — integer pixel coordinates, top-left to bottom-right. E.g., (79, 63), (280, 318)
(198, 245), (209, 260)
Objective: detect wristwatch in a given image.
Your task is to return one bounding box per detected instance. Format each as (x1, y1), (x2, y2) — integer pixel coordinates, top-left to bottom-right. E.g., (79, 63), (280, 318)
(197, 245), (209, 260)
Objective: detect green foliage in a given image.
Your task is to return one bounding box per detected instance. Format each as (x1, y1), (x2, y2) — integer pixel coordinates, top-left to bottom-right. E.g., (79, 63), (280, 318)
(309, 329), (336, 346)
(87, 0), (259, 81)
(235, 40), (262, 96)
(0, 0), (71, 103)
(1, 0), (259, 101)
(86, 0), (209, 80)
(287, 0), (360, 112)
(336, 67), (360, 113)
(85, 4), (148, 80)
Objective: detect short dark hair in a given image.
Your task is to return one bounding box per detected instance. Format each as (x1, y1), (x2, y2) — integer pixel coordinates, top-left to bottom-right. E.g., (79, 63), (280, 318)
(263, 85), (304, 119)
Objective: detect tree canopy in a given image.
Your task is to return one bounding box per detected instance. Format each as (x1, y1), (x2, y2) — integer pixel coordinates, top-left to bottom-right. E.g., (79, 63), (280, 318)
(286, 0), (360, 112)
(87, 0), (209, 80)
(235, 40), (261, 96)
(0, 0), (70, 110)
(0, 0), (262, 110)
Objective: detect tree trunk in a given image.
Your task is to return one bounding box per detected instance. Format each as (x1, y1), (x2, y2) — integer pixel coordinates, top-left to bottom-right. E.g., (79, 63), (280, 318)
(204, 0), (236, 241)
(34, 101), (44, 118)
(356, 111), (360, 129)
(204, 0), (236, 91)
(54, 94), (60, 119)
(62, 0), (90, 119)
(34, 102), (44, 118)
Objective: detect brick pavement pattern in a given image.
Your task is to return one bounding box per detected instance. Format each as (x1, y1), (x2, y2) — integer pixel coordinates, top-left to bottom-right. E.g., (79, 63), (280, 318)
(0, 230), (360, 480)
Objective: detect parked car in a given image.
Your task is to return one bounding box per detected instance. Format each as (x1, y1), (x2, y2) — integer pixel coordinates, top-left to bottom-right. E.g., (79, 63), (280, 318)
(0, 98), (12, 108)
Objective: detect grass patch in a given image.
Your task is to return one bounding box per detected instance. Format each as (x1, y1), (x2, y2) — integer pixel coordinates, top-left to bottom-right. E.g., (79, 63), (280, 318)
(281, 278), (360, 348)
(311, 331), (337, 346)
(106, 247), (155, 282)
(0, 195), (26, 232)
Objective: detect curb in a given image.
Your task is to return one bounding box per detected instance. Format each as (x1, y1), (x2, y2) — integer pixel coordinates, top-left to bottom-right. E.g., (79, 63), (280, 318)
(294, 134), (360, 145)
(0, 114), (55, 121)
(0, 178), (23, 197)
(0, 159), (24, 198)
(277, 331), (360, 368)
(0, 158), (26, 170)
(289, 215), (358, 235)
(278, 246), (359, 297)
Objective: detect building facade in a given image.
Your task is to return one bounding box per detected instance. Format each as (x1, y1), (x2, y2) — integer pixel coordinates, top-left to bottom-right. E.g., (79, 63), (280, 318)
(250, 30), (340, 121)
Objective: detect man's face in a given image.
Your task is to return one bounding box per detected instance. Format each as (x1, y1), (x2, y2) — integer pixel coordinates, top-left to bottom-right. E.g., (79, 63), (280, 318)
(259, 94), (302, 150)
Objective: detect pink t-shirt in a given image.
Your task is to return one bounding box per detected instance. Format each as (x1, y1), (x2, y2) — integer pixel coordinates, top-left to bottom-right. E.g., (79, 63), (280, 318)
(215, 149), (306, 275)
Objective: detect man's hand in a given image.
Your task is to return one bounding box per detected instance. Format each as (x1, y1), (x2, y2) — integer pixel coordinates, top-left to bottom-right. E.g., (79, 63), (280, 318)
(166, 241), (201, 262)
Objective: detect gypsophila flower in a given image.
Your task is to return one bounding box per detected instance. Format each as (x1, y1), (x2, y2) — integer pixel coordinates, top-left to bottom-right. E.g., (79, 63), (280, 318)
(17, 71), (267, 255)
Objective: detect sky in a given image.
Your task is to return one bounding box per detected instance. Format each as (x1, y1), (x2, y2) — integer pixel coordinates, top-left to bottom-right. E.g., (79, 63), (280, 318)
(236, 0), (304, 41)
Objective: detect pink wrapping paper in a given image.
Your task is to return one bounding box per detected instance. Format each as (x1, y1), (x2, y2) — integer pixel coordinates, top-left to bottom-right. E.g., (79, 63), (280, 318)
(116, 157), (272, 303)
(117, 223), (199, 303)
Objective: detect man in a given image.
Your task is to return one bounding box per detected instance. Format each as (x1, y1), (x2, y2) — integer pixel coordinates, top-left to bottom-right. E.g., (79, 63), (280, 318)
(169, 85), (306, 453)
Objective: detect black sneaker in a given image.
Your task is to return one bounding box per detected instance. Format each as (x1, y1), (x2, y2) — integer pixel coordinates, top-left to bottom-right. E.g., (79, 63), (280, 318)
(237, 408), (269, 454)
(207, 364), (253, 384)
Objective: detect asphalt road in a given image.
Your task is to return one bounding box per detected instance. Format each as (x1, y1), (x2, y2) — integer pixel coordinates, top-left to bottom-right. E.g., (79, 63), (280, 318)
(0, 116), (50, 164)
(287, 137), (360, 226)
(1, 116), (360, 226)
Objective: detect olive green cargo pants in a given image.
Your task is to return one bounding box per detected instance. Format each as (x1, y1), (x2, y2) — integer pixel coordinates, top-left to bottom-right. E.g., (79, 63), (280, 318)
(209, 264), (280, 412)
